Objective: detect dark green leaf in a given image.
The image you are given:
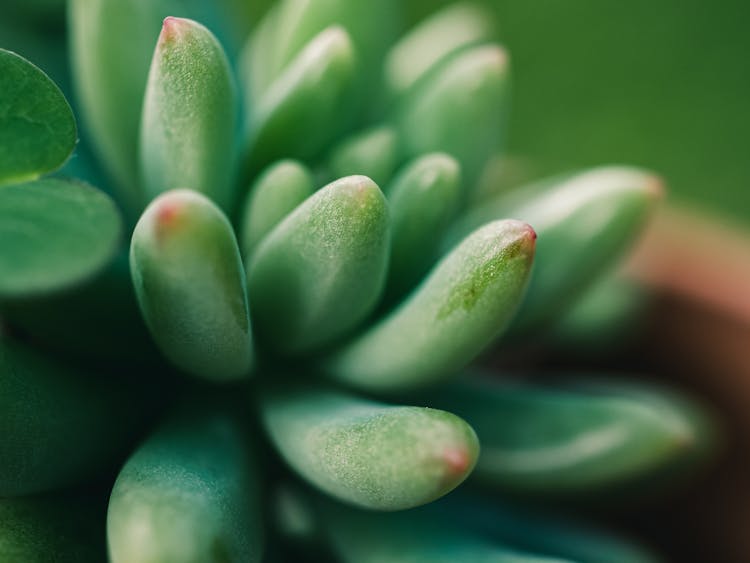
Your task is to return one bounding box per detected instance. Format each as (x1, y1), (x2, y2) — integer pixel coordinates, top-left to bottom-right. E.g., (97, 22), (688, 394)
(0, 179), (122, 299)
(0, 49), (75, 186)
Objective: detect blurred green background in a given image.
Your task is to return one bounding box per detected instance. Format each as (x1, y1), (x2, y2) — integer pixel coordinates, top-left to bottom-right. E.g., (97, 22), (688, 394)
(4, 0), (749, 225)
(409, 0), (750, 225)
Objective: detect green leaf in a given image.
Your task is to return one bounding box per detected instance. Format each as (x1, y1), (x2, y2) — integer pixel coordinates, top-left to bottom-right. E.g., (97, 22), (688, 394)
(68, 0), (231, 212)
(384, 2), (496, 96)
(140, 17), (238, 211)
(130, 189), (253, 381)
(247, 175), (389, 355)
(239, 159), (314, 258)
(549, 275), (648, 354)
(423, 375), (715, 493)
(0, 337), (157, 497)
(244, 26), (356, 171)
(240, 0), (400, 102)
(313, 494), (572, 563)
(0, 492), (106, 563)
(395, 43), (510, 186)
(0, 179), (122, 299)
(1, 252), (159, 364)
(0, 49), (75, 187)
(446, 166), (662, 333)
(259, 386), (479, 511)
(428, 494), (660, 563)
(107, 404), (263, 563)
(328, 126), (399, 187)
(384, 153), (462, 302)
(325, 220), (535, 393)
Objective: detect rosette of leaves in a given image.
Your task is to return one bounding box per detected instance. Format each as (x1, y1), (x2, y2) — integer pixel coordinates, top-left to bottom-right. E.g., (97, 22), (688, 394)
(0, 1), (717, 561)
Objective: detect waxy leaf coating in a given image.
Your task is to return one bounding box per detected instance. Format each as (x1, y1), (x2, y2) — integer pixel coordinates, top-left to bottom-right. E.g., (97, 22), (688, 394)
(130, 189), (253, 381)
(0, 49), (75, 187)
(248, 175), (389, 355)
(0, 179), (122, 298)
(69, 0), (229, 210)
(107, 406), (263, 563)
(140, 17), (237, 210)
(447, 166), (662, 332)
(326, 219), (535, 392)
(260, 387), (479, 510)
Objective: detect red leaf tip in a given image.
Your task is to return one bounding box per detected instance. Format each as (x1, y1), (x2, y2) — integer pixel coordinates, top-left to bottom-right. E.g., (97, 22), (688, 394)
(442, 447), (472, 477)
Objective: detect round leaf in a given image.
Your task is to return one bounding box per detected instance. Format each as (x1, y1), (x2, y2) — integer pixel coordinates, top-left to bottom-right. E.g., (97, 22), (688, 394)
(0, 179), (122, 298)
(0, 49), (76, 186)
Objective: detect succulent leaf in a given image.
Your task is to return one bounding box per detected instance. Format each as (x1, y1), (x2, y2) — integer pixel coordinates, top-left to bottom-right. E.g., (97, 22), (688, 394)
(384, 1), (496, 96)
(259, 386), (479, 511)
(69, 0), (229, 211)
(239, 159), (315, 258)
(314, 494), (573, 563)
(423, 375), (714, 493)
(0, 338), (154, 497)
(241, 0), (399, 102)
(325, 219), (535, 392)
(447, 166), (662, 333)
(130, 189), (253, 381)
(140, 17), (237, 210)
(0, 179), (122, 299)
(429, 494), (660, 563)
(328, 126), (399, 187)
(107, 405), (263, 563)
(244, 25), (356, 170)
(0, 49), (76, 187)
(384, 152), (462, 302)
(395, 43), (510, 186)
(0, 492), (105, 562)
(247, 175), (389, 355)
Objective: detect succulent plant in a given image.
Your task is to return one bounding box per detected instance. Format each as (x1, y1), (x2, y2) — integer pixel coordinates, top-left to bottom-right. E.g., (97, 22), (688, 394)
(0, 1), (717, 561)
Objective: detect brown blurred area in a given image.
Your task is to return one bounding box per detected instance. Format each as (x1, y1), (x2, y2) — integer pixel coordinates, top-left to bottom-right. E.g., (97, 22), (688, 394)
(624, 207), (750, 562)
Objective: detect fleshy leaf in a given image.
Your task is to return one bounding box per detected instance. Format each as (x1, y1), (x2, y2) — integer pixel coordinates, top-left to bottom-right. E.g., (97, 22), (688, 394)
(0, 49), (75, 187)
(314, 493), (572, 563)
(328, 126), (399, 187)
(325, 219), (535, 392)
(130, 189), (253, 381)
(140, 17), (237, 210)
(244, 26), (356, 171)
(107, 405), (263, 563)
(384, 2), (495, 96)
(395, 43), (510, 186)
(431, 494), (661, 563)
(241, 0), (399, 102)
(0, 338), (156, 497)
(247, 175), (389, 355)
(446, 166), (662, 332)
(384, 153), (462, 302)
(0, 179), (121, 299)
(424, 375), (716, 493)
(0, 492), (106, 562)
(239, 159), (314, 258)
(68, 0), (229, 211)
(259, 386), (479, 511)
